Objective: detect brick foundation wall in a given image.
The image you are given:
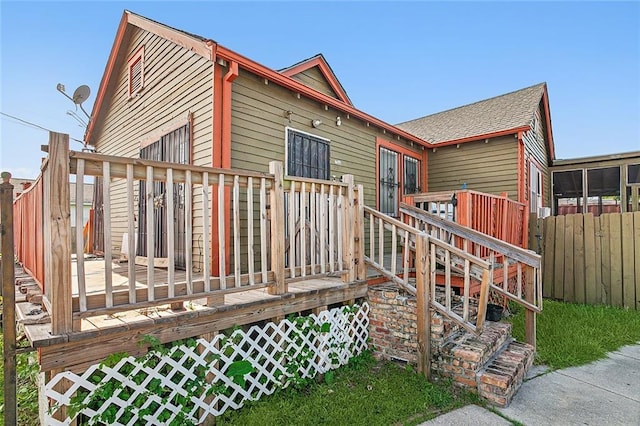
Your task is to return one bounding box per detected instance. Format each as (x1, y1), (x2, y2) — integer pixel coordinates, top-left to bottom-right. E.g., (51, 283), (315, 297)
(367, 284), (462, 366)
(368, 284), (420, 364)
(366, 284), (535, 407)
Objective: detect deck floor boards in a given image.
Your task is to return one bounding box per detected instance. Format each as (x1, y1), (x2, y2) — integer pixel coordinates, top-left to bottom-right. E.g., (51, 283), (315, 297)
(73, 257), (188, 296)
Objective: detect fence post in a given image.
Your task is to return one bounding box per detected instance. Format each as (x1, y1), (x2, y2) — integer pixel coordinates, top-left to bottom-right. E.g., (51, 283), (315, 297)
(44, 132), (73, 334)
(500, 197), (508, 242)
(1, 172), (17, 425)
(268, 161), (286, 295)
(415, 233), (431, 379)
(341, 175), (355, 283)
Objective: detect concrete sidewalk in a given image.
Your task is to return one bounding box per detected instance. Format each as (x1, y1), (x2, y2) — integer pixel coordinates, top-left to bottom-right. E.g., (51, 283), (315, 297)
(421, 343), (640, 425)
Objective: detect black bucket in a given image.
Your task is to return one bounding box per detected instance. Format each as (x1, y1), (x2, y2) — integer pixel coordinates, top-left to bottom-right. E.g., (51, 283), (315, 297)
(486, 303), (503, 322)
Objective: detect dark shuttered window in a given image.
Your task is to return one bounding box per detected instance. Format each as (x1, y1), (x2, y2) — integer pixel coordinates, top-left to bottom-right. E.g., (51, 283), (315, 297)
(287, 129), (330, 180)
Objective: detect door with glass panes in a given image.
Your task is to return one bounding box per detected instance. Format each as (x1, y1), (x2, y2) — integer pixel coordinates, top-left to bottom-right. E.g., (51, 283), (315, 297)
(379, 146), (421, 217)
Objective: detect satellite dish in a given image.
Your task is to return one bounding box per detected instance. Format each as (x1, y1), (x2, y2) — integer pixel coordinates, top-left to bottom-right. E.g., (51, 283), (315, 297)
(72, 85), (91, 105)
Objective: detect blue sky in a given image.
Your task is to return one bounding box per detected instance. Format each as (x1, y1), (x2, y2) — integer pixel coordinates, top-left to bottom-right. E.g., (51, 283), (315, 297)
(1, 1), (639, 179)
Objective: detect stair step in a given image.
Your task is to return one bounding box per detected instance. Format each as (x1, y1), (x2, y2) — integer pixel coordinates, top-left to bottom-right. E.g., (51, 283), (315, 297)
(478, 341), (535, 407)
(442, 321), (512, 365)
(433, 322), (512, 387)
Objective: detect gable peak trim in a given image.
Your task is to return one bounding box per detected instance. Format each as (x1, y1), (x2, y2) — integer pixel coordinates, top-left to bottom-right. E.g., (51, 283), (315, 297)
(280, 54), (352, 105)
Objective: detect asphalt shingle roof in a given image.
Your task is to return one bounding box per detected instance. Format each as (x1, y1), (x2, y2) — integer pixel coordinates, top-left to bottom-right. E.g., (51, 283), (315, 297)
(396, 83), (547, 144)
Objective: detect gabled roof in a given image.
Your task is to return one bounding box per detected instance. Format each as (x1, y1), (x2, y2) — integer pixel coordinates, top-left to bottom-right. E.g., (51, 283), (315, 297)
(279, 54), (353, 105)
(86, 10), (428, 148)
(396, 82), (555, 159)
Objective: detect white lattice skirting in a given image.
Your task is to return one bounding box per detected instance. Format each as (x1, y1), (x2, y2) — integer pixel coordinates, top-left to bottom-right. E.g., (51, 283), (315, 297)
(45, 303), (370, 425)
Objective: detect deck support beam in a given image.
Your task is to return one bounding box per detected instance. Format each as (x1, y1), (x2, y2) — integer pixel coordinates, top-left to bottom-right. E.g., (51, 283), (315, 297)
(525, 265), (537, 348)
(354, 184), (366, 280)
(341, 175), (355, 283)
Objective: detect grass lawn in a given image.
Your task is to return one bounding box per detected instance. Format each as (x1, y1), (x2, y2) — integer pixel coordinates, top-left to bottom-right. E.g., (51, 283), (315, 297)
(217, 352), (482, 426)
(508, 299), (640, 369)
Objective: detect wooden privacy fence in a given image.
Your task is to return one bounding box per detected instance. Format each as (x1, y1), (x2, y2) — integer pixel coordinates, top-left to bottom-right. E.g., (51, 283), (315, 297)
(542, 212), (640, 310)
(12, 173), (45, 287)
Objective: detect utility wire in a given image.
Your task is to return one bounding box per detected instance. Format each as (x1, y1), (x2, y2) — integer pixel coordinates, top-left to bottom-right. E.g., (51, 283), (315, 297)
(0, 111), (86, 145)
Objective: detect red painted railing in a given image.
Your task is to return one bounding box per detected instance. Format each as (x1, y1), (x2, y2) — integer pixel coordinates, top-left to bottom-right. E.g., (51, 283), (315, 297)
(13, 175), (45, 289)
(404, 190), (528, 249)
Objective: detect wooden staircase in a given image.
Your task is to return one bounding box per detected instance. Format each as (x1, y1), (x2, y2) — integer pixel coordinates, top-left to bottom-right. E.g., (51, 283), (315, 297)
(364, 200), (541, 406)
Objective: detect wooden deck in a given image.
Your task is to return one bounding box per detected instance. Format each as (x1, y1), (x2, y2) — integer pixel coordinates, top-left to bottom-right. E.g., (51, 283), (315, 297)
(72, 257), (188, 295)
(18, 259), (367, 373)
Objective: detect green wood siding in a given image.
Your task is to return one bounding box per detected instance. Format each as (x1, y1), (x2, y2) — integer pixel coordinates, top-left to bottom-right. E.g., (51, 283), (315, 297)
(289, 66), (339, 100)
(92, 27), (213, 271)
(230, 68), (422, 207)
(427, 136), (519, 198)
(230, 68), (421, 270)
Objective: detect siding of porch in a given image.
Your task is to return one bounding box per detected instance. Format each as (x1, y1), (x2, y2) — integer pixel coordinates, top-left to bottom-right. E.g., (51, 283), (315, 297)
(230, 66), (424, 264)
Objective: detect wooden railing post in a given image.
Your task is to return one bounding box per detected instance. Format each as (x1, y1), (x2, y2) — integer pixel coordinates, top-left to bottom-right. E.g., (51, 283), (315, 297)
(525, 265), (537, 348)
(522, 207), (530, 249)
(457, 191), (471, 227)
(354, 184), (366, 281)
(341, 175), (355, 283)
(44, 132), (73, 334)
(1, 172), (17, 425)
(268, 161), (286, 295)
(415, 233), (431, 380)
(500, 197), (508, 242)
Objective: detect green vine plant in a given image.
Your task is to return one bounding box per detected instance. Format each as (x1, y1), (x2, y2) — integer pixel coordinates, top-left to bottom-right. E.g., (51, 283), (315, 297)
(63, 304), (365, 425)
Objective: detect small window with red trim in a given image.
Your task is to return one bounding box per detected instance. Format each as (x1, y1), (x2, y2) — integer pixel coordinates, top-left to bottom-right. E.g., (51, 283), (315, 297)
(128, 47), (144, 97)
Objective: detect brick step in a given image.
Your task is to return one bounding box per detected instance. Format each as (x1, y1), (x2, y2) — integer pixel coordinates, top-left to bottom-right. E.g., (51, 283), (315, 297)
(432, 321), (512, 387)
(478, 341), (535, 407)
(435, 304), (479, 342)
